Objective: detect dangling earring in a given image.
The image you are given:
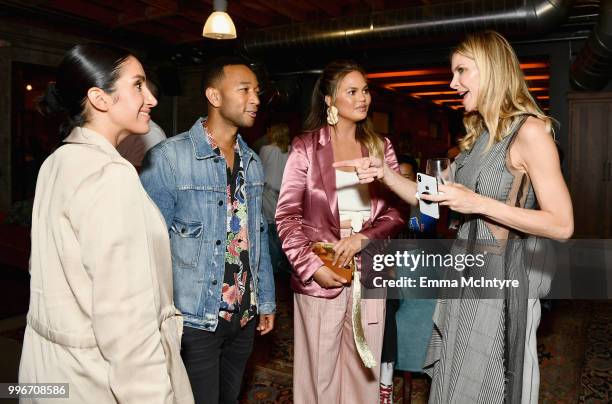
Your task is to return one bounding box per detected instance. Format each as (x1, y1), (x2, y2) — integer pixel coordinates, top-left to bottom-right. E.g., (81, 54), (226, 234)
(326, 105), (339, 125)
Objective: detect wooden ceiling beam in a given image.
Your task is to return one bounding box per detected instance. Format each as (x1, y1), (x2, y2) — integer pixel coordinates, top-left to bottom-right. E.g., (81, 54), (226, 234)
(305, 0), (343, 17)
(128, 20), (178, 36)
(138, 0), (177, 8)
(153, 15), (202, 37)
(116, 4), (179, 27)
(230, 1), (288, 25)
(127, 19), (200, 43)
(245, 0), (309, 22)
(367, 0), (386, 11)
(43, 0), (118, 26)
(257, 0), (317, 14)
(234, 1), (269, 13)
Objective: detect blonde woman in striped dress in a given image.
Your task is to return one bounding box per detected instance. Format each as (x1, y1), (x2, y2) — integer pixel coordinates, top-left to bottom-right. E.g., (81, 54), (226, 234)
(334, 31), (573, 403)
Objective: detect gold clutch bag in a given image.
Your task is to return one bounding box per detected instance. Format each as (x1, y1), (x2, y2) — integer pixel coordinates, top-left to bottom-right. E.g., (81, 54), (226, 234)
(311, 242), (354, 282)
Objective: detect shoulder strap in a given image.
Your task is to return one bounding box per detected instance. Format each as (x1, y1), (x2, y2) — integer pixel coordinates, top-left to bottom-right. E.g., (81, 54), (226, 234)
(505, 113), (535, 153)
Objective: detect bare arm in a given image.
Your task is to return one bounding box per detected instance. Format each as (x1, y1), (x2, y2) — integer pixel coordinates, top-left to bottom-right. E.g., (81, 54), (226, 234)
(381, 163), (419, 206)
(425, 117), (574, 239)
(332, 156), (419, 206)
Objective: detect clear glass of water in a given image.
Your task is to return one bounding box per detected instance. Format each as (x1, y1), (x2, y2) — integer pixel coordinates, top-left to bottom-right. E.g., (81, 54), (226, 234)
(426, 158), (454, 185)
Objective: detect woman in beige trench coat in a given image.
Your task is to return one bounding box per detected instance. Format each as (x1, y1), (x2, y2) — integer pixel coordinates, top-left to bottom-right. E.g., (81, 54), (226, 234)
(18, 44), (194, 404)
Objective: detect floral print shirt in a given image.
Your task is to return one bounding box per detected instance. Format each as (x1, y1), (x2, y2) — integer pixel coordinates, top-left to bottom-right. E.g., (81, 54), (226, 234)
(205, 124), (256, 327)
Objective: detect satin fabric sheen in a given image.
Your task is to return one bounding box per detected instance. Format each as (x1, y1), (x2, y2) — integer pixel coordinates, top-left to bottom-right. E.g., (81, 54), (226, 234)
(275, 126), (407, 298)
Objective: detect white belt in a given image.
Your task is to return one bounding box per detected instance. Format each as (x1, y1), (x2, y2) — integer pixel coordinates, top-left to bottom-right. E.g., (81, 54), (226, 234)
(340, 211), (370, 233)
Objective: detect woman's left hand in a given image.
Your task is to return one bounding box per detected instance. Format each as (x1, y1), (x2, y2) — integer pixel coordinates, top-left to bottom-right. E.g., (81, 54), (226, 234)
(420, 183), (485, 215)
(332, 233), (370, 268)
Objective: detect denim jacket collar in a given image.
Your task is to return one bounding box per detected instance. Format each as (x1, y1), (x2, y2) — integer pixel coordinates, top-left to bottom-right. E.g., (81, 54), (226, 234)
(188, 118), (257, 166)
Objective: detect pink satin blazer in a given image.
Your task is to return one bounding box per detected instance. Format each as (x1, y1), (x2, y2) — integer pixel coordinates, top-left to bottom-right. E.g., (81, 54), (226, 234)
(275, 126), (407, 298)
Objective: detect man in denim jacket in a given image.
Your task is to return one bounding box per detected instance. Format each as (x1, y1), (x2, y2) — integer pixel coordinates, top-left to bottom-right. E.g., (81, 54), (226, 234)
(140, 57), (275, 404)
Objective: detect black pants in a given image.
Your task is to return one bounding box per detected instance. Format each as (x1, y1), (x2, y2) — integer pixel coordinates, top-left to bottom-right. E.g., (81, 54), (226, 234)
(181, 317), (256, 404)
(381, 298), (399, 363)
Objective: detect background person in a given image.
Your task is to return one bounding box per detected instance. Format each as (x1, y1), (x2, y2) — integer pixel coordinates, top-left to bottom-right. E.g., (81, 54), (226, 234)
(276, 60), (406, 404)
(386, 154), (437, 403)
(398, 154), (418, 182)
(19, 43), (193, 404)
(259, 122), (291, 276)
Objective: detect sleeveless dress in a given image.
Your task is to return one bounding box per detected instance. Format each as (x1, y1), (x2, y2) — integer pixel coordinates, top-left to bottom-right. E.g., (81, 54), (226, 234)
(424, 115), (551, 404)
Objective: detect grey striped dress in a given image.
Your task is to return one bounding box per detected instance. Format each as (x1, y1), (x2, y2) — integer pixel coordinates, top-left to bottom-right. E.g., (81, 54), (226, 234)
(424, 115), (549, 404)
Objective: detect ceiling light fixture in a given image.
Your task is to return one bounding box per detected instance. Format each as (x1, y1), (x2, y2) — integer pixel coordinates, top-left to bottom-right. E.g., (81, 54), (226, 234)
(203, 0), (237, 40)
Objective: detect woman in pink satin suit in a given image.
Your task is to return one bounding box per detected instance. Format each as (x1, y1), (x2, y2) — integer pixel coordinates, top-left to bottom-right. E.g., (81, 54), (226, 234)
(275, 61), (406, 404)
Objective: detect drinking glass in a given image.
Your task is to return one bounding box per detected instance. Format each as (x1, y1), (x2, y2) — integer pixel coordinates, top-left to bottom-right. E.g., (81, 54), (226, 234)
(426, 158), (454, 185)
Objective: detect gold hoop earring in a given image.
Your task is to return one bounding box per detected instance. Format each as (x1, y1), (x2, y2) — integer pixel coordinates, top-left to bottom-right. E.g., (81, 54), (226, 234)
(326, 105), (339, 125)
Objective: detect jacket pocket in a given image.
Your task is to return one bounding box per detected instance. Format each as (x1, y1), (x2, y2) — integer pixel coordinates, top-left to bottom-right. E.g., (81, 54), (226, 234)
(245, 182), (264, 200)
(169, 218), (203, 269)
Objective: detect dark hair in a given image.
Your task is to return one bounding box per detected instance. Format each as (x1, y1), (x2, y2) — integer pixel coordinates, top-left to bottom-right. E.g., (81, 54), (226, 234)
(303, 60), (383, 159)
(397, 154), (418, 173)
(201, 55), (251, 91)
(38, 43), (133, 137)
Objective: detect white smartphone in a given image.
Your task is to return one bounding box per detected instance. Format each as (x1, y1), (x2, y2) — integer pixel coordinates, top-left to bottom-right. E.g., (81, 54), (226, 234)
(417, 172), (439, 219)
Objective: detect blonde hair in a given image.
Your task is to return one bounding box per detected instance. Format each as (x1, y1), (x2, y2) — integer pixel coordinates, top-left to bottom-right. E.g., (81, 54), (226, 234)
(303, 60), (384, 159)
(267, 123), (290, 153)
(454, 31), (552, 151)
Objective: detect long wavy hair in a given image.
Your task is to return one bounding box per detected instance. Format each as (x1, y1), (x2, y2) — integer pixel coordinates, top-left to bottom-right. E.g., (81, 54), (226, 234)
(454, 31), (552, 151)
(303, 60), (383, 159)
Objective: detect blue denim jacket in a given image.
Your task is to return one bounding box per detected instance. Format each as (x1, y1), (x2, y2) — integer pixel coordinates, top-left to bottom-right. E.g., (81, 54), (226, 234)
(140, 118), (276, 331)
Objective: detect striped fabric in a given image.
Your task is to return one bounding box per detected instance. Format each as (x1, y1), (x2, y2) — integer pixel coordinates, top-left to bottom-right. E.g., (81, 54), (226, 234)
(423, 115), (542, 404)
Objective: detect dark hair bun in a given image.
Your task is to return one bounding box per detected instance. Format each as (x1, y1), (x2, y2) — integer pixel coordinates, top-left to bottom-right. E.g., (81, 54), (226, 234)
(40, 43), (133, 137)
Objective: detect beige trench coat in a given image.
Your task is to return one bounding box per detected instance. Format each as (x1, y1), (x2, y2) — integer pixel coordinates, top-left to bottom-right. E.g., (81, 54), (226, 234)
(18, 127), (194, 404)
